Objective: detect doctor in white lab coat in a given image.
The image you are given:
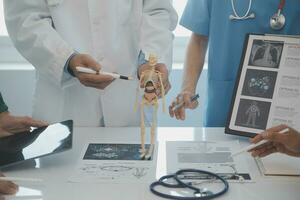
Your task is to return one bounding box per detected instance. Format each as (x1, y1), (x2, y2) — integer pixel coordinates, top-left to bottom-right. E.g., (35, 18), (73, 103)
(4, 0), (177, 127)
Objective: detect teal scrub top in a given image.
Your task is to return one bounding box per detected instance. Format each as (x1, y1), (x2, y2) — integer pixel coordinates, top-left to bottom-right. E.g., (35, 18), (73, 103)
(0, 93), (8, 113)
(180, 0), (300, 127)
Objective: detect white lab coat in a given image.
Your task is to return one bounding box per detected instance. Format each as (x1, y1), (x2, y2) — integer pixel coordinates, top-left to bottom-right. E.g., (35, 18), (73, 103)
(4, 0), (177, 127)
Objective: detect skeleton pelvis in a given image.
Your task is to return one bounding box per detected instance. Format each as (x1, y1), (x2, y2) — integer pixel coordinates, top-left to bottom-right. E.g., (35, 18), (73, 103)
(141, 69), (161, 88)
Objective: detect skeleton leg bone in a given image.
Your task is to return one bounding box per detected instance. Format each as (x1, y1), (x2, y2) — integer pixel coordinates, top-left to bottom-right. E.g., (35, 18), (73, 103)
(140, 102), (147, 159)
(145, 102), (158, 160)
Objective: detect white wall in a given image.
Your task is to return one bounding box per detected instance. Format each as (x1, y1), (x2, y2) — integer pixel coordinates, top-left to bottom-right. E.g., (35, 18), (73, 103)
(0, 63), (35, 116)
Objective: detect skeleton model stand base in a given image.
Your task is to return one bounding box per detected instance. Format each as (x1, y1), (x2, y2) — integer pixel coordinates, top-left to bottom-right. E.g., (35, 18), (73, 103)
(137, 54), (166, 160)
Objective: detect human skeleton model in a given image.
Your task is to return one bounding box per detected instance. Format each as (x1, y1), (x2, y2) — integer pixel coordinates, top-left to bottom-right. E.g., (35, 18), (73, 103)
(245, 101), (260, 127)
(137, 54), (166, 160)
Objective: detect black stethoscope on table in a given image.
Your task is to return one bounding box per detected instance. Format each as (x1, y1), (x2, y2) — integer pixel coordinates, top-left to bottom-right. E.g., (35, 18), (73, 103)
(150, 169), (229, 200)
(230, 0), (286, 30)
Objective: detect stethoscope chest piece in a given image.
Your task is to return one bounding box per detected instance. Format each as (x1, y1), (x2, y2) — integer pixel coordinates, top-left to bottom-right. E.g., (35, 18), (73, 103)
(230, 0), (287, 31)
(194, 189), (214, 198)
(270, 12), (286, 30)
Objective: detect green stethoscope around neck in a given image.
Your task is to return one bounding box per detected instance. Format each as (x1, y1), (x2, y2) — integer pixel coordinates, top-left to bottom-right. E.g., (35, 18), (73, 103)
(229, 0), (286, 30)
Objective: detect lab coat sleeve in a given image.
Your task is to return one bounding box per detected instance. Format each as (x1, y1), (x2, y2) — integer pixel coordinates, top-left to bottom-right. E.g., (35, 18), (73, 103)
(140, 0), (178, 71)
(4, 0), (75, 87)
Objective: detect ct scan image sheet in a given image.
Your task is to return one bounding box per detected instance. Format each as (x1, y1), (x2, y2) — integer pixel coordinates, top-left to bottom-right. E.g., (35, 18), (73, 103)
(166, 141), (253, 183)
(83, 143), (148, 160)
(69, 143), (156, 183)
(228, 34), (300, 135)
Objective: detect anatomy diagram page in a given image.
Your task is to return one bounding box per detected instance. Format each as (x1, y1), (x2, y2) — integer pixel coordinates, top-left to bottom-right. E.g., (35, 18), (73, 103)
(226, 34), (300, 137)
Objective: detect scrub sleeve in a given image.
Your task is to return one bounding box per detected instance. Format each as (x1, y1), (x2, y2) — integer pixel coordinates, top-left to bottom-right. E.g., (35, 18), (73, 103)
(0, 93), (8, 113)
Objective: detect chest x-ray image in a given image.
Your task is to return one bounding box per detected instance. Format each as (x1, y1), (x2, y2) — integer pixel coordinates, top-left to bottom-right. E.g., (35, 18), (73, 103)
(249, 40), (284, 68)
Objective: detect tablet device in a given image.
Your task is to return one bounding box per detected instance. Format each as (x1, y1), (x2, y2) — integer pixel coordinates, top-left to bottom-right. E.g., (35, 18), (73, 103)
(0, 120), (73, 168)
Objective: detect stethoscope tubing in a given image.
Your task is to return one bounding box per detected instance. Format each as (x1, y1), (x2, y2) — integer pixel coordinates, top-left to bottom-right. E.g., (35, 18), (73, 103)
(174, 169), (229, 199)
(278, 0), (286, 10)
(150, 169), (229, 200)
(231, 0), (253, 19)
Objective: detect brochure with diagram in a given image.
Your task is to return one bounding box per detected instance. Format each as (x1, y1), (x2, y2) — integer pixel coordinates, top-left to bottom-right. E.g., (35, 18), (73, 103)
(226, 34), (300, 137)
(69, 143), (156, 183)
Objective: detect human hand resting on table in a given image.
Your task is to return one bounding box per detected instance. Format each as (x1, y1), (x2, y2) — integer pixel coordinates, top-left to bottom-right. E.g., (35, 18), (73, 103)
(0, 112), (47, 138)
(138, 62), (171, 97)
(169, 91), (199, 120)
(249, 125), (300, 157)
(69, 54), (115, 90)
(0, 172), (18, 198)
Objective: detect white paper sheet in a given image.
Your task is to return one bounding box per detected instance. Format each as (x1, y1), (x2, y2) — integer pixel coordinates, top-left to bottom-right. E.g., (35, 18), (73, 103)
(166, 140), (253, 182)
(69, 143), (156, 183)
(256, 153), (300, 176)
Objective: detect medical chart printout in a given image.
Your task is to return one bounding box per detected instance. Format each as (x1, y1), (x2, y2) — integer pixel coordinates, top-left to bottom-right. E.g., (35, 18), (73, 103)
(166, 141), (253, 183)
(226, 34), (300, 137)
(69, 143), (156, 183)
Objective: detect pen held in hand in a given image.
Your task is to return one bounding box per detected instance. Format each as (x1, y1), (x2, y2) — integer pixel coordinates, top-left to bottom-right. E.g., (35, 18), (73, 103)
(173, 94), (200, 111)
(76, 66), (133, 80)
(231, 128), (290, 157)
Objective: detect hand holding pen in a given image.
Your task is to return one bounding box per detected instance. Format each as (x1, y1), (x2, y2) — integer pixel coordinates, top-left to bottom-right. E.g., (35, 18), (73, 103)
(76, 67), (133, 80)
(231, 127), (290, 158)
(249, 125), (300, 158)
(68, 54), (115, 90)
(169, 92), (199, 120)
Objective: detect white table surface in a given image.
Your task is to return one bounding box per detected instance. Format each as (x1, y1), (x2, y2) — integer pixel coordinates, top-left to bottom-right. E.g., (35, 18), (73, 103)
(3, 127), (300, 200)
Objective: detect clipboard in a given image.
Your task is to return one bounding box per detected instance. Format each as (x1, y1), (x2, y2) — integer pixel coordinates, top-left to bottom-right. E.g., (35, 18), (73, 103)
(225, 33), (300, 137)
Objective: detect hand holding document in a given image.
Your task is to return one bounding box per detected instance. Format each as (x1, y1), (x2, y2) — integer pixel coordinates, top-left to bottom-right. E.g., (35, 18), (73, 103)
(0, 176), (43, 195)
(0, 173), (18, 195)
(0, 177), (43, 183)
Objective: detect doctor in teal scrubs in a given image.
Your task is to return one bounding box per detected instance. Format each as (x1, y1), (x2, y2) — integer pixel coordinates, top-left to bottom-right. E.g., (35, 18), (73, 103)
(169, 0), (300, 127)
